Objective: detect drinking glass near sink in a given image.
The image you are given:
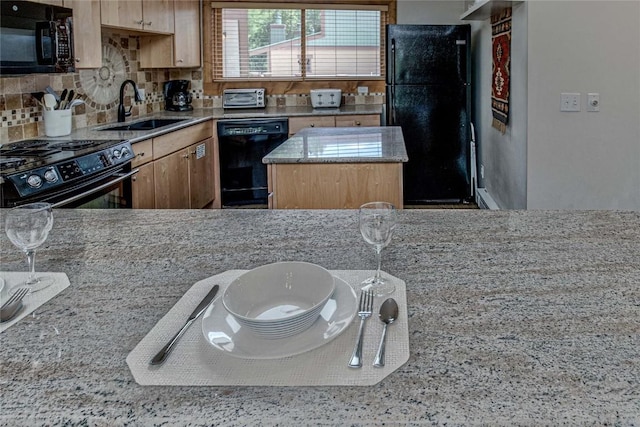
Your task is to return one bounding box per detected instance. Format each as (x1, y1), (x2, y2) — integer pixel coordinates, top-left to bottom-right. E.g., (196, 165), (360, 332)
(98, 118), (188, 131)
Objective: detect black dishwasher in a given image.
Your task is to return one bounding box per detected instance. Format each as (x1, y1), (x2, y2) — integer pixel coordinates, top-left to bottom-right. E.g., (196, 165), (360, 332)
(217, 118), (289, 208)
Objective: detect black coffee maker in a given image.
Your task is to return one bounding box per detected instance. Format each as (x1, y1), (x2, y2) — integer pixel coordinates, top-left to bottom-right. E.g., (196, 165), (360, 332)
(163, 80), (193, 111)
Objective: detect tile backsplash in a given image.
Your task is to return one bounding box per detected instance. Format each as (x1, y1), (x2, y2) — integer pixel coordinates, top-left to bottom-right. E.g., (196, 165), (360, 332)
(0, 30), (383, 143)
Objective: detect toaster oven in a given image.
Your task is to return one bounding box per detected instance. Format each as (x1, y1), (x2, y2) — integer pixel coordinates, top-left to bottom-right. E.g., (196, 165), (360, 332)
(223, 88), (266, 109)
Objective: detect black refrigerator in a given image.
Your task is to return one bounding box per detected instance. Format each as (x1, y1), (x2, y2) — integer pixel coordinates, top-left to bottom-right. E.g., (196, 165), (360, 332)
(386, 24), (472, 204)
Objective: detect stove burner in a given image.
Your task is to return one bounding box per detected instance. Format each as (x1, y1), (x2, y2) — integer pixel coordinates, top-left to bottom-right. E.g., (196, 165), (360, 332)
(6, 140), (50, 150)
(0, 157), (27, 170)
(48, 140), (104, 151)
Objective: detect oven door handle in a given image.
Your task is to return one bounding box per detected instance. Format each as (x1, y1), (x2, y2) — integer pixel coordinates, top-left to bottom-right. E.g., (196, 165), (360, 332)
(51, 168), (139, 208)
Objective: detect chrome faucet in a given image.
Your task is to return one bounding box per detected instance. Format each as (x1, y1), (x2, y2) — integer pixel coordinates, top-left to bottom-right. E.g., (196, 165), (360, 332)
(117, 80), (142, 122)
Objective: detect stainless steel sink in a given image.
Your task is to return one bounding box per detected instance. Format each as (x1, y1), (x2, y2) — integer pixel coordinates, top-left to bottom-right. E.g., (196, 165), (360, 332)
(98, 118), (188, 131)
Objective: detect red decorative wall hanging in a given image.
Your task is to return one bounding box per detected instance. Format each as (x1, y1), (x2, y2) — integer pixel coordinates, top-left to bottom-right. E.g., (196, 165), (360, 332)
(491, 7), (512, 134)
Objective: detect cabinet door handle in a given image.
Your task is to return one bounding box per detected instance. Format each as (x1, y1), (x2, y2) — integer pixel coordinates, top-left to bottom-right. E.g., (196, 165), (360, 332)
(145, 21), (152, 26)
(310, 123), (315, 127)
(355, 121), (361, 126)
(137, 152), (145, 158)
(176, 59), (184, 63)
(182, 154), (189, 159)
(136, 20), (144, 24)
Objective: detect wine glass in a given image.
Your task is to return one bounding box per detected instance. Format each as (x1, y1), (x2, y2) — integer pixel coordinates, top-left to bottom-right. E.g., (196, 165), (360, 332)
(4, 202), (54, 293)
(359, 201), (397, 296)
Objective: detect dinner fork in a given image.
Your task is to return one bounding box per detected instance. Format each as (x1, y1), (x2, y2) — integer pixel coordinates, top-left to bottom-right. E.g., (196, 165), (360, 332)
(1, 287), (29, 310)
(348, 289), (374, 368)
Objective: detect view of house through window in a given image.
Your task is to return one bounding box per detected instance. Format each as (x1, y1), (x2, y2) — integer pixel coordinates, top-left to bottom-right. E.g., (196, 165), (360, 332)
(218, 6), (384, 79)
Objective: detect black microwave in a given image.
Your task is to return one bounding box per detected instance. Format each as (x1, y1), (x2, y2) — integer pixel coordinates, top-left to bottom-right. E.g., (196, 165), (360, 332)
(0, 1), (74, 75)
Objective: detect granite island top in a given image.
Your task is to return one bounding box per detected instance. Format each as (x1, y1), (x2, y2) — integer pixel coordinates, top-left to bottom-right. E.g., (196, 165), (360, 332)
(263, 126), (408, 164)
(0, 209), (639, 425)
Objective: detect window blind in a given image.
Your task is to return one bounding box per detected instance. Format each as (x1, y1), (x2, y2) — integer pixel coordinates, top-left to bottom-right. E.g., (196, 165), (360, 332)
(210, 3), (387, 80)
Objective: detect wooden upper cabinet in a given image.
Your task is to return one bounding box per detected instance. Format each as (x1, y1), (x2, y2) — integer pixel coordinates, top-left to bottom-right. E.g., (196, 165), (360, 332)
(101, 0), (143, 31)
(139, 0), (200, 68)
(142, 0), (174, 34)
(100, 0), (174, 34)
(65, 0), (102, 68)
(173, 0), (200, 67)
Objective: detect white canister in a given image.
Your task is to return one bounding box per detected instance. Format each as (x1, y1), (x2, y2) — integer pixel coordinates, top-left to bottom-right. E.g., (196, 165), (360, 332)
(43, 109), (72, 137)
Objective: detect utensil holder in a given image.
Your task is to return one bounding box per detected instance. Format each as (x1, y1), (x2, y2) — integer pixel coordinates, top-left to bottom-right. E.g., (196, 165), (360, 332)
(43, 109), (72, 137)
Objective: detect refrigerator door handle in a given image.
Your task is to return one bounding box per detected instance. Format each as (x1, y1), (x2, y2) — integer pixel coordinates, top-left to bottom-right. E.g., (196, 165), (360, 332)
(390, 38), (396, 124)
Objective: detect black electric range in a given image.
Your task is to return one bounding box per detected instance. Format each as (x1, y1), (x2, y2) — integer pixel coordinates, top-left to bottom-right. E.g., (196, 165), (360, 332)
(0, 138), (135, 208)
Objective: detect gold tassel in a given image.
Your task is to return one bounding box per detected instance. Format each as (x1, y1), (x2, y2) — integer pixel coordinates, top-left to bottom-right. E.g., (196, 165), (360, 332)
(492, 118), (507, 134)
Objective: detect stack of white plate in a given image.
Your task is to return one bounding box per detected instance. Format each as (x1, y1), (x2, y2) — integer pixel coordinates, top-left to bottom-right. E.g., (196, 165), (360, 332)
(222, 261), (336, 339)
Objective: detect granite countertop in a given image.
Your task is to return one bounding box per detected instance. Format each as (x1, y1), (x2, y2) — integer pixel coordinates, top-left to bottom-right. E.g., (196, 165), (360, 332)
(0, 209), (638, 425)
(60, 105), (384, 144)
(262, 126), (408, 164)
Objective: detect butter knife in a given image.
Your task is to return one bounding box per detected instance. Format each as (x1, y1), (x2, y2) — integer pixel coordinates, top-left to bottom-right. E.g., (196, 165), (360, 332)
(150, 284), (219, 365)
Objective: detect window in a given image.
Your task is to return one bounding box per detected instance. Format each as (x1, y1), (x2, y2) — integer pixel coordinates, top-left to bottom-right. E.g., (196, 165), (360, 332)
(208, 2), (391, 83)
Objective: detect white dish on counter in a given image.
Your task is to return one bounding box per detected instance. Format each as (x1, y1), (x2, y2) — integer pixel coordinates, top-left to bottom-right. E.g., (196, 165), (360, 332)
(201, 276), (357, 359)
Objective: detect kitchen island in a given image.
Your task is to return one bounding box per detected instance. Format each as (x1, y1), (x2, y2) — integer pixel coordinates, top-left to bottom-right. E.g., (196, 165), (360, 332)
(0, 209), (638, 425)
(263, 126), (408, 209)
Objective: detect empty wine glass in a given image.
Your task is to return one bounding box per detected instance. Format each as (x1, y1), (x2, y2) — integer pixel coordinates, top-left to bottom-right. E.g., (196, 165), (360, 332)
(359, 201), (397, 296)
(4, 202), (54, 293)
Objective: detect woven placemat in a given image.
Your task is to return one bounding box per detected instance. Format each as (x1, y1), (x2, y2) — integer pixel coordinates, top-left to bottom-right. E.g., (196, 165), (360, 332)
(0, 272), (70, 333)
(126, 270), (409, 386)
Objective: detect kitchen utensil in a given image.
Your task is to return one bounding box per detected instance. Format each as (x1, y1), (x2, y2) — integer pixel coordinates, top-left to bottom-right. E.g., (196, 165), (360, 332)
(4, 203), (54, 293)
(0, 287), (29, 323)
(31, 92), (45, 108)
(45, 85), (60, 102)
(67, 99), (85, 109)
(43, 93), (57, 110)
(150, 284), (219, 366)
(373, 298), (398, 368)
(202, 275), (357, 359)
(66, 90), (75, 108)
(359, 202), (397, 296)
(59, 89), (68, 109)
(348, 289), (374, 368)
(222, 261), (335, 339)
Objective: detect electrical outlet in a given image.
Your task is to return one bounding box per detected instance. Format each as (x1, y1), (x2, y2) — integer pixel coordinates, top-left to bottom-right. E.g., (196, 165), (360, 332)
(357, 86), (368, 95)
(561, 93), (580, 112)
(137, 88), (146, 100)
(587, 93), (600, 112)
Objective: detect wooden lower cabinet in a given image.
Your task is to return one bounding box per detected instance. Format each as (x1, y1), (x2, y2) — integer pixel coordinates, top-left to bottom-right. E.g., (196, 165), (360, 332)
(267, 162), (403, 209)
(154, 138), (215, 209)
(131, 162), (155, 209)
(288, 114), (381, 136)
(129, 120), (216, 209)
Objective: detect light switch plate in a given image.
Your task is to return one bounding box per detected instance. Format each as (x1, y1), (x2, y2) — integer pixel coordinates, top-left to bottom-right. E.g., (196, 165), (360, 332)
(561, 93), (580, 112)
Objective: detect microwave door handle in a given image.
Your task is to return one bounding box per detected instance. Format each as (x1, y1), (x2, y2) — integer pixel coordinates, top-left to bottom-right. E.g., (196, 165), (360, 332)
(35, 22), (53, 65)
(51, 169), (139, 208)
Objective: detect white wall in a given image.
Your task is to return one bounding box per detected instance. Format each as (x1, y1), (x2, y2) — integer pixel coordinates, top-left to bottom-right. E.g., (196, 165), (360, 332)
(397, 0), (466, 24)
(526, 1), (640, 209)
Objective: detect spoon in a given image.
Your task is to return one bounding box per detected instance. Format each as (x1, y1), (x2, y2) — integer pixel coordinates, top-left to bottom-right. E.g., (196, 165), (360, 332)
(43, 93), (57, 110)
(373, 298), (398, 368)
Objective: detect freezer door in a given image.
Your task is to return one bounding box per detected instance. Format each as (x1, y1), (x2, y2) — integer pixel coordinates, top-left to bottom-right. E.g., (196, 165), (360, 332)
(386, 25), (470, 86)
(387, 84), (470, 203)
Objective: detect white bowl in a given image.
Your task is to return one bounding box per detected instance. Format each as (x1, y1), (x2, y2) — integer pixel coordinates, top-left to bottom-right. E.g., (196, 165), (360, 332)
(222, 262), (336, 337)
